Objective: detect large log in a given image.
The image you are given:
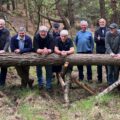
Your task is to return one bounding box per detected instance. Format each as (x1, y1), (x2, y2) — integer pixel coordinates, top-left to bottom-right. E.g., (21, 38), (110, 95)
(0, 53), (120, 66)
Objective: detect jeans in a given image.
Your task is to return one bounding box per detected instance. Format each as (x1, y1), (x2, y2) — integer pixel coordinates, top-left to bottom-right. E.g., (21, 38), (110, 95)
(0, 67), (7, 86)
(107, 65), (119, 85)
(36, 65), (52, 89)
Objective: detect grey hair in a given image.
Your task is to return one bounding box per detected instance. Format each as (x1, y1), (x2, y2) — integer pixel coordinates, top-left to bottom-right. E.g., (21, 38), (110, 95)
(39, 25), (48, 32)
(60, 30), (69, 36)
(18, 27), (26, 32)
(80, 20), (88, 26)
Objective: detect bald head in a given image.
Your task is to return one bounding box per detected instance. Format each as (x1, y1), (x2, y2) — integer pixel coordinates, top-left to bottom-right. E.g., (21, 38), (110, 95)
(0, 19), (5, 30)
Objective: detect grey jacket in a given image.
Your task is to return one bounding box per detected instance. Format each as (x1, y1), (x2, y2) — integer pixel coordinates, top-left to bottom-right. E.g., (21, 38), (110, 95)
(105, 30), (120, 54)
(0, 28), (10, 51)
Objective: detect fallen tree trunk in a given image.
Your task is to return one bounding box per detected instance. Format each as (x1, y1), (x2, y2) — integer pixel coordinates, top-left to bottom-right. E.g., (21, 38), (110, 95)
(0, 53), (120, 66)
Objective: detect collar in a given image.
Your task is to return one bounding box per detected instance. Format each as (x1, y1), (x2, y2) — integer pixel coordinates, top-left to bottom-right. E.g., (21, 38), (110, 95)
(17, 35), (25, 41)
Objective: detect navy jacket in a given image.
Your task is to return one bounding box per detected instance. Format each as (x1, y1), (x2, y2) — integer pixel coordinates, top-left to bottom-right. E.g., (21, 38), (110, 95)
(11, 34), (32, 53)
(94, 27), (108, 53)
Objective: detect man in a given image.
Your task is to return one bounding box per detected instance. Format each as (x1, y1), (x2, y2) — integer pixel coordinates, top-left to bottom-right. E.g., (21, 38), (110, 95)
(33, 25), (54, 91)
(52, 22), (61, 74)
(54, 30), (74, 92)
(94, 18), (108, 83)
(0, 19), (10, 86)
(74, 20), (94, 83)
(52, 22), (60, 40)
(105, 23), (120, 85)
(11, 27), (33, 88)
(54, 30), (74, 73)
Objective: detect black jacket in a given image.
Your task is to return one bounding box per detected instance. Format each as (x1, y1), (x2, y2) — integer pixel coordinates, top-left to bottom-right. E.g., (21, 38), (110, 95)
(33, 33), (54, 52)
(0, 28), (10, 51)
(94, 27), (108, 53)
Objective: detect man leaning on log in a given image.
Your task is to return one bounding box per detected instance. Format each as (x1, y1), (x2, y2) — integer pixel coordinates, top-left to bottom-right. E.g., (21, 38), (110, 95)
(0, 19), (10, 86)
(10, 27), (34, 89)
(105, 23), (120, 86)
(54, 30), (74, 103)
(33, 25), (54, 92)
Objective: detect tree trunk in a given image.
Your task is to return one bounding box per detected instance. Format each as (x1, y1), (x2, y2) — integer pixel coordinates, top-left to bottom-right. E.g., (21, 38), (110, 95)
(99, 0), (106, 18)
(11, 0), (16, 10)
(110, 0), (119, 24)
(55, 0), (70, 29)
(67, 0), (75, 27)
(24, 0), (29, 32)
(0, 53), (120, 66)
(7, 0), (10, 10)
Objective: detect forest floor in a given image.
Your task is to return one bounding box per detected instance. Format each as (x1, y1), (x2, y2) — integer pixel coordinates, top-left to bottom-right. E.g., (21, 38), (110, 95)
(0, 66), (120, 120)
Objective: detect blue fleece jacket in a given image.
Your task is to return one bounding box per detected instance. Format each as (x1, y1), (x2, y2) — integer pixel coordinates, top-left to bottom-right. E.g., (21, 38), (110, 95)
(74, 30), (94, 53)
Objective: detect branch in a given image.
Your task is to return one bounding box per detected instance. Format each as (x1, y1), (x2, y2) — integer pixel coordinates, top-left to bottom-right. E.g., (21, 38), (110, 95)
(39, 13), (63, 23)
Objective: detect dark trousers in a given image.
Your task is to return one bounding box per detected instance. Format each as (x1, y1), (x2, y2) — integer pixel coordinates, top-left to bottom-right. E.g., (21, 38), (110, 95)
(77, 65), (92, 80)
(97, 65), (108, 82)
(77, 52), (92, 81)
(15, 66), (30, 87)
(107, 65), (119, 85)
(96, 51), (108, 82)
(0, 67), (7, 86)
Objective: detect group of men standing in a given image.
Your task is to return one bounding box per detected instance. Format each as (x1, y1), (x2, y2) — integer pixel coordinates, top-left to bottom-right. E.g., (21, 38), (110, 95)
(0, 18), (120, 91)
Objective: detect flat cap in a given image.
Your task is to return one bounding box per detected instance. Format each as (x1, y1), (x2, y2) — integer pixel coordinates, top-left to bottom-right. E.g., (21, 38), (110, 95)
(109, 23), (118, 29)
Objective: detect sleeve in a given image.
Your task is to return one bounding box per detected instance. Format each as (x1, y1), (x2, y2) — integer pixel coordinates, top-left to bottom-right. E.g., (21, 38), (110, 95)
(10, 37), (15, 52)
(90, 33), (94, 51)
(20, 37), (32, 53)
(105, 32), (113, 54)
(118, 34), (120, 54)
(33, 35), (39, 52)
(94, 30), (99, 43)
(69, 39), (74, 48)
(48, 35), (54, 53)
(55, 38), (59, 47)
(4, 30), (10, 51)
(74, 33), (78, 46)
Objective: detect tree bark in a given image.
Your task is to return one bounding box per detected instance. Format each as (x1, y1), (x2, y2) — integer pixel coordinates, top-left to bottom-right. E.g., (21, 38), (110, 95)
(110, 0), (119, 24)
(55, 0), (70, 29)
(0, 53), (120, 66)
(67, 0), (75, 27)
(24, 0), (29, 32)
(11, 0), (16, 10)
